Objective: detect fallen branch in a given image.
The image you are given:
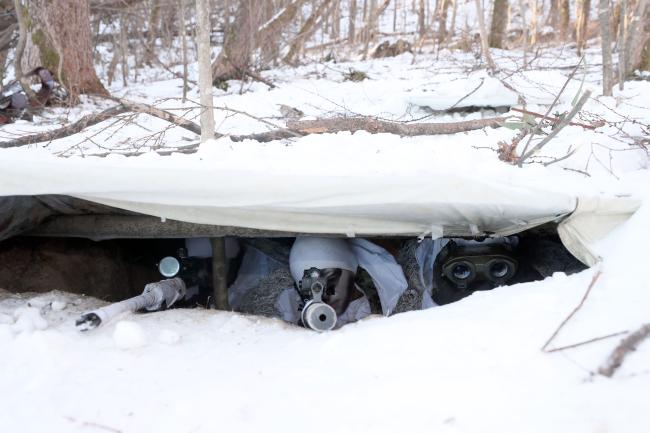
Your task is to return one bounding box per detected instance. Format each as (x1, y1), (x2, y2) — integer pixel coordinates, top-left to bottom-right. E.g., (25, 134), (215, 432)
(598, 323), (650, 377)
(0, 105), (128, 148)
(0, 102), (507, 149)
(114, 98), (202, 135)
(286, 116), (505, 136)
(541, 271), (602, 352)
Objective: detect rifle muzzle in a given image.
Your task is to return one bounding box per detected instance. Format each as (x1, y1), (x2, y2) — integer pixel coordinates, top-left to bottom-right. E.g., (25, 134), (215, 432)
(301, 301), (337, 332)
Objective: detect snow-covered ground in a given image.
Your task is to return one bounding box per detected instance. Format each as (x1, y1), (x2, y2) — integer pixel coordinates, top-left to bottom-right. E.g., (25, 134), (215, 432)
(1, 39), (650, 433)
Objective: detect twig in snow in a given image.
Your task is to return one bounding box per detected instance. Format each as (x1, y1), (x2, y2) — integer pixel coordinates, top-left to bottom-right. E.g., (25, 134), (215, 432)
(447, 78), (485, 110)
(544, 331), (629, 353)
(511, 107), (600, 130)
(518, 90), (592, 165)
(64, 416), (122, 433)
(598, 323), (650, 377)
(517, 57), (585, 166)
(541, 271), (602, 352)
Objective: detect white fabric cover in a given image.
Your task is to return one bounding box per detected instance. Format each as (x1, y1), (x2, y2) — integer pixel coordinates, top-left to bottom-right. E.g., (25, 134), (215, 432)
(557, 196), (642, 266)
(0, 154), (576, 237)
(0, 154), (640, 264)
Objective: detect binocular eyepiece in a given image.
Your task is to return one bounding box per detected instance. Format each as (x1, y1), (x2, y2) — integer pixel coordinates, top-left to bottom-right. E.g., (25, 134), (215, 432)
(443, 256), (517, 288)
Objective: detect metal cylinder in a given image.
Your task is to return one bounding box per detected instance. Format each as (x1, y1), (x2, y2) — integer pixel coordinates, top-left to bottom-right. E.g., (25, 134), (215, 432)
(301, 301), (337, 332)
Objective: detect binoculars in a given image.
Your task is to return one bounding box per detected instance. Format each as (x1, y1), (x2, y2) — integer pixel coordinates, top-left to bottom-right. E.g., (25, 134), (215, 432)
(438, 241), (519, 290)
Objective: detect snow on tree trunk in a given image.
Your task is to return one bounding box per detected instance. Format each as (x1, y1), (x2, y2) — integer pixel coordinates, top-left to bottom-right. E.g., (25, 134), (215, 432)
(25, 0), (108, 104)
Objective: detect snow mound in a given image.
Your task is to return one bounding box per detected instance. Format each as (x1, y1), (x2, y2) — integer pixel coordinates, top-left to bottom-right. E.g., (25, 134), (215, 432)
(407, 74), (519, 110)
(113, 320), (147, 349)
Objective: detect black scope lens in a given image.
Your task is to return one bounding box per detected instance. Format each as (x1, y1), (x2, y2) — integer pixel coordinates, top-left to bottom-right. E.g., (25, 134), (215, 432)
(452, 263), (472, 280)
(489, 261), (510, 279)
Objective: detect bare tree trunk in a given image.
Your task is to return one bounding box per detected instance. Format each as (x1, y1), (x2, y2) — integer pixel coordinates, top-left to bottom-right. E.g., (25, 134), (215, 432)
(24, 0), (108, 103)
(331, 0), (341, 39)
(450, 0), (458, 37)
(361, 0), (391, 59)
(617, 0), (627, 88)
(259, 0), (307, 65)
(600, 0), (614, 95)
(529, 0), (539, 44)
(13, 0), (36, 100)
(474, 0), (498, 72)
(560, 0), (570, 40)
(518, 0), (530, 68)
(437, 0), (451, 43)
(196, 0), (215, 141)
(393, 0), (398, 31)
(576, 0), (591, 55)
(120, 12), (129, 88)
(144, 0), (161, 65)
(547, 0), (560, 28)
(489, 0), (509, 48)
(627, 0), (650, 71)
(348, 0), (358, 42)
(284, 0), (333, 65)
(180, 0), (189, 102)
(211, 0), (260, 83)
(362, 0), (378, 58)
(418, 0), (426, 37)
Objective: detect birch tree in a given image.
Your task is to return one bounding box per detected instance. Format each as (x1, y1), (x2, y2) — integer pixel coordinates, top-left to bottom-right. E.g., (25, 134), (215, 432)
(196, 0), (215, 141)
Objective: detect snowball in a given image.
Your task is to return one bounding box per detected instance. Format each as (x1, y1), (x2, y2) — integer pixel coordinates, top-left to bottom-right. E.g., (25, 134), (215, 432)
(51, 301), (67, 311)
(158, 329), (181, 345)
(12, 307), (48, 332)
(113, 321), (146, 349)
(0, 312), (13, 325)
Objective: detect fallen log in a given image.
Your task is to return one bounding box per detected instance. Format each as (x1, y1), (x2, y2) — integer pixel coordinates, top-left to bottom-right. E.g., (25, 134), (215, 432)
(0, 99), (507, 149)
(286, 116), (506, 136)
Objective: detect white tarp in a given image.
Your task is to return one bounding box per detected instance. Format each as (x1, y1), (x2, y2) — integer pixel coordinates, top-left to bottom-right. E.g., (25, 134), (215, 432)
(0, 153), (639, 266)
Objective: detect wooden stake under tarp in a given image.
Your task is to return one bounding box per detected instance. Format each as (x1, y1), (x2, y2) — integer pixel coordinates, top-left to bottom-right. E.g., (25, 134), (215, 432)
(211, 237), (229, 310)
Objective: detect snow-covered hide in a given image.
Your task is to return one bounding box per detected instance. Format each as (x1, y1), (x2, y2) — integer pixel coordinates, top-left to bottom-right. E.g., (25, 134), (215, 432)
(0, 144), (639, 267)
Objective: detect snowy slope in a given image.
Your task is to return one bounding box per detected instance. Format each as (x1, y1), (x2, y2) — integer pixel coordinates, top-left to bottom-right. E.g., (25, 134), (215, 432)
(1, 41), (650, 433)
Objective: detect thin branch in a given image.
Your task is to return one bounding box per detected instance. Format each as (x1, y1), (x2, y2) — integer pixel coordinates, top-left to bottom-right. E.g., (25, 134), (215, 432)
(541, 271), (602, 352)
(544, 331), (628, 353)
(517, 57), (585, 166)
(0, 106), (129, 148)
(518, 90), (592, 164)
(511, 107), (599, 129)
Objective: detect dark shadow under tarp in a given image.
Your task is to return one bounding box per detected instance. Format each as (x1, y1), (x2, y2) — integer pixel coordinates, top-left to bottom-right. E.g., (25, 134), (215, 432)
(0, 195), (130, 242)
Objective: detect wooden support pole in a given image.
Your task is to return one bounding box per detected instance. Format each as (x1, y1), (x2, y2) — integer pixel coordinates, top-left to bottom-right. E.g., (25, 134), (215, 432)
(211, 237), (229, 310)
